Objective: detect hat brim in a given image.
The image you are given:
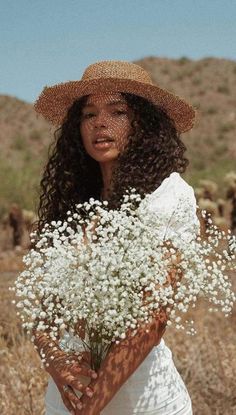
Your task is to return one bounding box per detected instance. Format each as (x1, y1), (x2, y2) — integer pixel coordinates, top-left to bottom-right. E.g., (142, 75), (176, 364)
(34, 78), (195, 133)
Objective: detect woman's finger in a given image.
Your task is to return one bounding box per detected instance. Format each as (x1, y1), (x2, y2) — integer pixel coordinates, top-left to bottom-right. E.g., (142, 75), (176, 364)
(68, 378), (87, 393)
(70, 379), (94, 397)
(55, 354), (96, 380)
(59, 388), (77, 414)
(63, 385), (83, 409)
(71, 363), (97, 379)
(64, 374), (90, 394)
(68, 352), (92, 367)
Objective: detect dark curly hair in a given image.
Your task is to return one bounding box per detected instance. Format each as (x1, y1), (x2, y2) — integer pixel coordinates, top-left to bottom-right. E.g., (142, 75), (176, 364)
(36, 92), (189, 232)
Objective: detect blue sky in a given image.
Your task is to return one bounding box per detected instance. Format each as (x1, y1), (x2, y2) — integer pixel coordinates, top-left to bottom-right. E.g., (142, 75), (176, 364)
(1, 0), (236, 103)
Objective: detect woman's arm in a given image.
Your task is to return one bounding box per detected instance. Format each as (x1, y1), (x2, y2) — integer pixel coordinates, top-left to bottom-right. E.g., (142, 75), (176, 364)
(33, 327), (97, 413)
(77, 310), (167, 415)
(77, 258), (181, 415)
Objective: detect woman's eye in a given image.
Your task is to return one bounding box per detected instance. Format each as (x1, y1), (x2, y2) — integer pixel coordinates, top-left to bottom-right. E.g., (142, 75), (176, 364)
(113, 110), (127, 115)
(83, 113), (95, 119)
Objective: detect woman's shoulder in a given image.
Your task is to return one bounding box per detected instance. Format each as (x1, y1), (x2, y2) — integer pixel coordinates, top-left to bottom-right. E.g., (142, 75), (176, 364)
(145, 171), (200, 241)
(148, 172), (196, 206)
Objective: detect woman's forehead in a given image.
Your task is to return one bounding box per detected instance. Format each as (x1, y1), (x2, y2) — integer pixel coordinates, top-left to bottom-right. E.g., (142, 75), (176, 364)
(85, 92), (127, 107)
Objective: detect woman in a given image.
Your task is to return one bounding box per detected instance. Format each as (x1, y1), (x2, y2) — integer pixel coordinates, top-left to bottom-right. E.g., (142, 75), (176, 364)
(33, 60), (200, 415)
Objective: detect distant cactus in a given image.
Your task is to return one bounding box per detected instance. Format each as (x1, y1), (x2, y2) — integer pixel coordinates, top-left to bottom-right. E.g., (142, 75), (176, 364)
(224, 171), (236, 190)
(216, 198), (226, 217)
(198, 198), (218, 232)
(194, 187), (205, 202)
(22, 209), (38, 231)
(199, 179), (218, 201)
(9, 204), (23, 247)
(198, 198), (218, 216)
(213, 216), (229, 233)
(224, 171), (236, 235)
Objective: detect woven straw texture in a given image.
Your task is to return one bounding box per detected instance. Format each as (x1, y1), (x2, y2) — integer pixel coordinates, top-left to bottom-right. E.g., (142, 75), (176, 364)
(34, 60), (195, 133)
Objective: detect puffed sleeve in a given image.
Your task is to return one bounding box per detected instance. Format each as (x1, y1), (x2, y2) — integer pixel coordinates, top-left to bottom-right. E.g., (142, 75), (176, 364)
(146, 172), (200, 243)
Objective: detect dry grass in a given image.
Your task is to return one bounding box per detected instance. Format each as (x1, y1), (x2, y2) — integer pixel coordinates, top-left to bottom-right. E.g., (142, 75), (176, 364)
(0, 261), (235, 415)
(165, 300), (236, 414)
(0, 271), (48, 415)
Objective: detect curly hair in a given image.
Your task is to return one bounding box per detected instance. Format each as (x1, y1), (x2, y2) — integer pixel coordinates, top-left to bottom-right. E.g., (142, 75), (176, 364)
(36, 92), (189, 232)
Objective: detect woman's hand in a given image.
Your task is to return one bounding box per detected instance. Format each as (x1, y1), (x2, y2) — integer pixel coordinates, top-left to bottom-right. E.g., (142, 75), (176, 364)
(34, 332), (97, 414)
(75, 310), (167, 415)
(47, 349), (97, 414)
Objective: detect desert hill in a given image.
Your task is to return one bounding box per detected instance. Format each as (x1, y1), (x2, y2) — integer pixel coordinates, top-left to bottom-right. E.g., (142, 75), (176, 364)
(135, 56), (236, 168)
(0, 56), (236, 216)
(0, 94), (51, 166)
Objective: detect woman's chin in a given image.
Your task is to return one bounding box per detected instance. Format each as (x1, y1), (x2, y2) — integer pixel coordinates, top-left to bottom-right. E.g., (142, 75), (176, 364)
(92, 149), (120, 163)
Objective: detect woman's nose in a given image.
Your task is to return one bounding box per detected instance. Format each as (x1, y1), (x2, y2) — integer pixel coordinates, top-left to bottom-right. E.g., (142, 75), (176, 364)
(94, 111), (108, 128)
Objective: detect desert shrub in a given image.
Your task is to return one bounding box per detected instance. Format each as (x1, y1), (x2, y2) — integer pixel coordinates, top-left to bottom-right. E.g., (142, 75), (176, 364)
(217, 133), (224, 141)
(198, 89), (206, 96)
(30, 130), (42, 141)
(23, 150), (33, 163)
(219, 122), (235, 134)
(214, 143), (228, 157)
(172, 73), (184, 81)
(0, 157), (41, 219)
(217, 85), (230, 94)
(11, 135), (27, 151)
(178, 56), (190, 65)
(192, 157), (206, 171)
(206, 106), (218, 115)
(188, 159), (236, 189)
(192, 77), (201, 86)
(20, 113), (29, 123)
(161, 66), (169, 75)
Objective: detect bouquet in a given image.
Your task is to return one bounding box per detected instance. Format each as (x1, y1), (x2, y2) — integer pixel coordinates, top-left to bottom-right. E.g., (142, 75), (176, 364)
(12, 189), (236, 370)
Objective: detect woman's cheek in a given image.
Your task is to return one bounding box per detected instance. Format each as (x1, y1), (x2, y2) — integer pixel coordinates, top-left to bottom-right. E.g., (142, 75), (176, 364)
(80, 123), (92, 143)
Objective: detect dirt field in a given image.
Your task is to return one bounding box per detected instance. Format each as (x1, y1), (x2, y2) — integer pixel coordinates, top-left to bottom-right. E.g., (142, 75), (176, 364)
(0, 260), (236, 415)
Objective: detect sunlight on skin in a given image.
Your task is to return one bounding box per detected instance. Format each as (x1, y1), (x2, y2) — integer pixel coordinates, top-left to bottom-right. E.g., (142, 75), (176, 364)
(77, 310), (167, 415)
(80, 92), (134, 200)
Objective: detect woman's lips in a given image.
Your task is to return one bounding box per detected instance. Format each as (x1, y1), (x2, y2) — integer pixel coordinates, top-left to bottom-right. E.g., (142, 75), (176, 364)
(93, 136), (115, 150)
(93, 135), (114, 143)
(93, 141), (115, 150)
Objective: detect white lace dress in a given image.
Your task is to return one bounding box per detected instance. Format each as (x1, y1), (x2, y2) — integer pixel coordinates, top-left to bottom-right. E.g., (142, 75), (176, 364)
(45, 172), (200, 415)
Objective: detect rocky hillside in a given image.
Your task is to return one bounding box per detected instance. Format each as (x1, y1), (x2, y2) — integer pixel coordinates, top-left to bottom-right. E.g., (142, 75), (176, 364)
(1, 56), (236, 215)
(0, 95), (52, 166)
(0, 95), (51, 216)
(135, 57), (236, 174)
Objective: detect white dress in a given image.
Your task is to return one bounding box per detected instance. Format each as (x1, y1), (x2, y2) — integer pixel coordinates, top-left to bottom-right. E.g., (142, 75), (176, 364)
(45, 172), (200, 415)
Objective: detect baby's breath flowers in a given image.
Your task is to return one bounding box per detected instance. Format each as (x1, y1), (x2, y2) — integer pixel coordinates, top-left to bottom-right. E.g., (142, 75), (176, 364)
(11, 188), (236, 370)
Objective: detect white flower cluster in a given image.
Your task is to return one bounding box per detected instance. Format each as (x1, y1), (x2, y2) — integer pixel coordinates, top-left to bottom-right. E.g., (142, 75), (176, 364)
(11, 188), (236, 369)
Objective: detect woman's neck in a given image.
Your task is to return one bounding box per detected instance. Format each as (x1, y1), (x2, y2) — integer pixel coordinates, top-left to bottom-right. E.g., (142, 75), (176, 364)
(99, 159), (117, 200)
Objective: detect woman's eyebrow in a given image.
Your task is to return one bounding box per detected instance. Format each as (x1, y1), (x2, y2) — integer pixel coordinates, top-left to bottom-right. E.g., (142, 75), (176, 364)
(107, 100), (127, 106)
(83, 102), (94, 108)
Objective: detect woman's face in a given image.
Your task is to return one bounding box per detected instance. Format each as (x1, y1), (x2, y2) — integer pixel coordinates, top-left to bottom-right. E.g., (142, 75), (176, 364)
(80, 92), (134, 163)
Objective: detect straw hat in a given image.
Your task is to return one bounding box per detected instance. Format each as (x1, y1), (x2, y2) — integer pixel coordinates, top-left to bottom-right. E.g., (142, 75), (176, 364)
(34, 60), (195, 133)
